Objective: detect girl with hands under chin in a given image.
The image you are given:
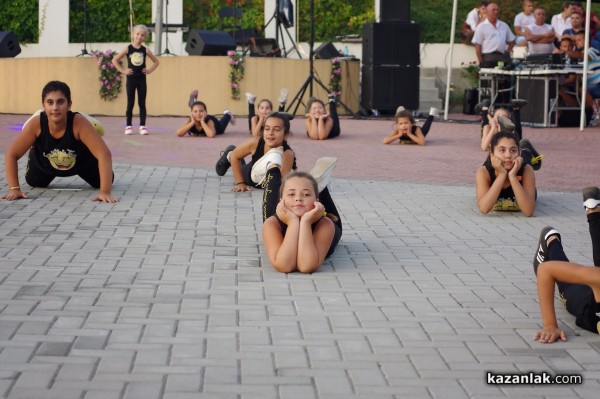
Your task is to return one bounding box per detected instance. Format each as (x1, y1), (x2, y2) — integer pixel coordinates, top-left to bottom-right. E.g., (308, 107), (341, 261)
(305, 96), (341, 140)
(176, 100), (234, 138)
(476, 131), (536, 216)
(262, 169), (342, 274)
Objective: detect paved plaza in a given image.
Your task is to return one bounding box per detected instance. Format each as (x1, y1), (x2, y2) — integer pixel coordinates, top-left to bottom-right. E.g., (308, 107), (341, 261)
(0, 112), (600, 398)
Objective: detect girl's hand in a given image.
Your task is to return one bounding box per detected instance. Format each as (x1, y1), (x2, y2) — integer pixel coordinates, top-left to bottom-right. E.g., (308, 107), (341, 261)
(319, 113), (330, 121)
(276, 199), (297, 225)
(126, 68), (134, 75)
(534, 326), (567, 344)
(92, 192), (118, 203)
(508, 156), (523, 178)
(2, 188), (28, 201)
(490, 154), (507, 176)
(231, 183), (251, 192)
(301, 201), (325, 224)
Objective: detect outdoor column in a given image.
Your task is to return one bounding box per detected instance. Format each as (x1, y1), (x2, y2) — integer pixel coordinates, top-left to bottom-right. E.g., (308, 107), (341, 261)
(38, 0), (70, 56)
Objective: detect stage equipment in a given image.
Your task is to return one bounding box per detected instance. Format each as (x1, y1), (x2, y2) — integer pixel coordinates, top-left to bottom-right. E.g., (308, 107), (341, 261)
(361, 21), (421, 113)
(259, 0), (301, 58)
(379, 0), (411, 22)
(286, 0), (356, 116)
(0, 31), (21, 58)
(185, 30), (236, 56)
(314, 42), (341, 60)
(77, 0), (92, 56)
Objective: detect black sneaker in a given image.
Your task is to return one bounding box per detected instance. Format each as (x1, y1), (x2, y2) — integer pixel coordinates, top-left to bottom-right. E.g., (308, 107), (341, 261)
(533, 226), (561, 275)
(497, 115), (515, 132)
(216, 145), (235, 176)
(583, 186), (600, 211)
(474, 99), (491, 114)
(510, 98), (528, 110)
(520, 139), (543, 171)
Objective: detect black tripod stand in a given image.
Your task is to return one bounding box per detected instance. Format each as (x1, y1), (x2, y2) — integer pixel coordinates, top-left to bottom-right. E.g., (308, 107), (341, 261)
(261, 0), (301, 58)
(158, 0), (175, 55)
(77, 0), (92, 56)
(286, 0), (355, 116)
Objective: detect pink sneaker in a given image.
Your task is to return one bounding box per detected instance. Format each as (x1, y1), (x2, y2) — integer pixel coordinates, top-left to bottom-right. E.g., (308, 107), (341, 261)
(139, 126), (149, 135)
(124, 126), (134, 135)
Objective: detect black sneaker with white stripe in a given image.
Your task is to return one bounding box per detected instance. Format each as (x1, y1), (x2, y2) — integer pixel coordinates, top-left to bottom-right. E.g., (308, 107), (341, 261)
(533, 226), (561, 275)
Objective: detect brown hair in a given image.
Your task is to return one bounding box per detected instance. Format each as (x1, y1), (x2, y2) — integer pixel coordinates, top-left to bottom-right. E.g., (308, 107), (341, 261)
(280, 171), (318, 199)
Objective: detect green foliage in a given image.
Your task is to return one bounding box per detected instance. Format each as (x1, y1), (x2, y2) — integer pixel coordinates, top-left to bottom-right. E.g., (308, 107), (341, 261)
(297, 0), (373, 42)
(182, 0), (265, 41)
(6, 0), (600, 46)
(70, 0), (153, 43)
(0, 0), (39, 43)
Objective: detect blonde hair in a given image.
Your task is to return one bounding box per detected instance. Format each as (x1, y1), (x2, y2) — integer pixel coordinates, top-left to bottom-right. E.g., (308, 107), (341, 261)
(132, 25), (148, 36)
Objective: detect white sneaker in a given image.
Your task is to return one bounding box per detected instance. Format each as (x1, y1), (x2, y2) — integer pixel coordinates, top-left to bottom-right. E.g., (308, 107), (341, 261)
(429, 107), (439, 117)
(246, 92), (257, 104)
(251, 147), (284, 186)
(309, 157), (337, 193)
(278, 88), (289, 105)
(124, 126), (134, 135)
(224, 109), (236, 126)
(139, 126), (149, 135)
(395, 106), (405, 115)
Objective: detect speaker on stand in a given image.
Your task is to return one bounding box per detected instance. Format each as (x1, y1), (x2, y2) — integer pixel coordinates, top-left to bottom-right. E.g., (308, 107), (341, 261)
(0, 31), (21, 58)
(185, 30), (236, 56)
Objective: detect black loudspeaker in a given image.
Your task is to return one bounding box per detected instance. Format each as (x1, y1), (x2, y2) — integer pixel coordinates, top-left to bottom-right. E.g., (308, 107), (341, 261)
(380, 0), (411, 22)
(517, 78), (556, 125)
(314, 42), (341, 59)
(0, 31), (21, 58)
(463, 88), (479, 115)
(185, 30), (236, 56)
(362, 23), (420, 66)
(361, 65), (419, 111)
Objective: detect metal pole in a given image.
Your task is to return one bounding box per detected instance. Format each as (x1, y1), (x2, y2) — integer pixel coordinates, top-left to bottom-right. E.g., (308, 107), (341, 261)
(155, 0), (163, 54)
(444, 0), (458, 121)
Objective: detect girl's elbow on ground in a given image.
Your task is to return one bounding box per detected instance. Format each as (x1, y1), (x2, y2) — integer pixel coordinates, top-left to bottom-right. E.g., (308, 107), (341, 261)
(271, 261), (296, 274)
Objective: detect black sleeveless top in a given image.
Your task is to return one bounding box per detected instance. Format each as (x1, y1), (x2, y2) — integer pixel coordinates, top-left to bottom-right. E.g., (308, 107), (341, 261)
(483, 156), (525, 211)
(251, 137), (297, 170)
(398, 126), (421, 144)
(127, 44), (147, 76)
(29, 111), (94, 177)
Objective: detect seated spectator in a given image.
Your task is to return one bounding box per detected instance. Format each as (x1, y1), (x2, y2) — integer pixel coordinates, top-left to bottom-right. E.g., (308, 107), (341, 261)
(461, 1), (489, 45)
(514, 0), (535, 47)
(551, 2), (574, 41)
(525, 7), (556, 55)
(561, 10), (584, 42)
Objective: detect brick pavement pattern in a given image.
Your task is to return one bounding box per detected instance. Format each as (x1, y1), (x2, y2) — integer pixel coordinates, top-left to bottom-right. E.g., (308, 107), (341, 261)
(1, 113), (600, 398)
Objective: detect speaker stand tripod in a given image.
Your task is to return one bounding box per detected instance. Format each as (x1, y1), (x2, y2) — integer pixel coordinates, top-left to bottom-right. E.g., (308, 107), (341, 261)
(77, 0), (92, 57)
(259, 0), (301, 58)
(158, 0), (176, 56)
(286, 0), (356, 117)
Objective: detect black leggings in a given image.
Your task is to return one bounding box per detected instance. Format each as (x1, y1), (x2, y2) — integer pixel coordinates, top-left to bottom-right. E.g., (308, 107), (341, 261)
(480, 107), (523, 140)
(328, 100), (341, 139)
(248, 102), (285, 133)
(421, 115), (434, 137)
(126, 75), (147, 126)
(206, 115), (231, 135)
(548, 212), (600, 326)
(261, 168), (342, 257)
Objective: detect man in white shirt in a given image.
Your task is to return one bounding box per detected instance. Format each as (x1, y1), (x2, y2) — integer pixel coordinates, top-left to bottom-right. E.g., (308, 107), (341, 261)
(525, 7), (556, 55)
(551, 2), (574, 41)
(461, 1), (489, 44)
(514, 0), (535, 46)
(472, 3), (516, 67)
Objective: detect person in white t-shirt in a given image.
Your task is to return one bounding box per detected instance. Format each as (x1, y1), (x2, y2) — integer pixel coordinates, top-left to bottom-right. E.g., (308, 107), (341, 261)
(525, 7), (556, 55)
(514, 0), (535, 46)
(551, 2), (574, 41)
(461, 1), (489, 44)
